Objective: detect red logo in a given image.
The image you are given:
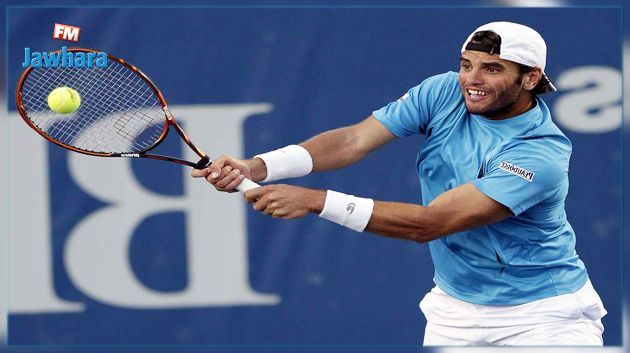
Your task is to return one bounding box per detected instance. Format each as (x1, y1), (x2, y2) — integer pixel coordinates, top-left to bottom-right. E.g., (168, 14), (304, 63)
(52, 23), (81, 43)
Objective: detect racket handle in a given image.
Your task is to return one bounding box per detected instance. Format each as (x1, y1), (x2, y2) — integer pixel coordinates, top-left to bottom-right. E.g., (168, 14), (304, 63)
(236, 177), (260, 192)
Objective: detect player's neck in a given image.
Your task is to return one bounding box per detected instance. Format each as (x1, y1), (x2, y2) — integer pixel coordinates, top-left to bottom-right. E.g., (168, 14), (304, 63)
(482, 95), (535, 121)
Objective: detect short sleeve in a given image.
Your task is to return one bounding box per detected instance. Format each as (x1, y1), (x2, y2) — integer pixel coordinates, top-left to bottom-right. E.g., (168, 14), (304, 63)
(472, 143), (569, 216)
(372, 72), (457, 137)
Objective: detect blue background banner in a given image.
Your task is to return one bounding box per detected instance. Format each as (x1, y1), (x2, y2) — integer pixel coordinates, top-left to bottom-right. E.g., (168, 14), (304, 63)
(6, 6), (622, 347)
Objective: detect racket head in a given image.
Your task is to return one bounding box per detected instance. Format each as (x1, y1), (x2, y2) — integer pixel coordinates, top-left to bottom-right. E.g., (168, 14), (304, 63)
(15, 48), (171, 158)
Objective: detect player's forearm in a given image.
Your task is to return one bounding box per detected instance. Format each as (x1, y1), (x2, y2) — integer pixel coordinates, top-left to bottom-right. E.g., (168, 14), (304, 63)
(363, 184), (511, 242)
(364, 201), (447, 243)
(300, 126), (368, 172)
(311, 194), (447, 243)
(247, 126), (367, 182)
(246, 116), (393, 183)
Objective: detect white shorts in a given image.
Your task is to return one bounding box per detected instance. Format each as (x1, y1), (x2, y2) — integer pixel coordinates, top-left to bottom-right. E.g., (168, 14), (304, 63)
(419, 279), (607, 346)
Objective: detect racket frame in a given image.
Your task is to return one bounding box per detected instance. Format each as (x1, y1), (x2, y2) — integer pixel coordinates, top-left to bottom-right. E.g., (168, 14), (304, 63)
(16, 47), (211, 169)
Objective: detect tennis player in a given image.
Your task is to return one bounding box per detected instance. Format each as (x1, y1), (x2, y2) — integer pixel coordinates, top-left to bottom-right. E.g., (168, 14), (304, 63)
(192, 22), (607, 346)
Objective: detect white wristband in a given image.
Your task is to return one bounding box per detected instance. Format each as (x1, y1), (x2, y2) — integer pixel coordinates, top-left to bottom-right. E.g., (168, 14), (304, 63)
(318, 190), (374, 232)
(254, 145), (313, 182)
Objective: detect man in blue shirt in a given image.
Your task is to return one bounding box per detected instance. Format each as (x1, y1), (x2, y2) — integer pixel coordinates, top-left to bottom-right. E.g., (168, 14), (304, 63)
(192, 21), (606, 346)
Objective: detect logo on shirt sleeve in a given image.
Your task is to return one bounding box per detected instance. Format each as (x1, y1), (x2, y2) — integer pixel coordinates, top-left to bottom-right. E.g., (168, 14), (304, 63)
(499, 161), (535, 182)
(397, 92), (409, 102)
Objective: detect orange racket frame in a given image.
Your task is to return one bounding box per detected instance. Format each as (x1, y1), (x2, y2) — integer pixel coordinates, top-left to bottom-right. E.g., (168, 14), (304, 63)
(16, 48), (210, 169)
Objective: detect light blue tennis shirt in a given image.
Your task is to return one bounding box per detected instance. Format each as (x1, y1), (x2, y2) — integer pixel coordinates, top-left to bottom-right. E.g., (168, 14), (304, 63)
(373, 71), (588, 305)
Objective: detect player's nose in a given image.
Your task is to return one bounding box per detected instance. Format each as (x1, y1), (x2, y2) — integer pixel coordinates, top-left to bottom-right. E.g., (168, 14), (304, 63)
(464, 69), (484, 86)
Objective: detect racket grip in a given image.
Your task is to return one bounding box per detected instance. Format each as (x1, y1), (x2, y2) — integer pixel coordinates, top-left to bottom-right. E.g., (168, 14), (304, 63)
(194, 156), (212, 169)
(236, 177), (260, 192)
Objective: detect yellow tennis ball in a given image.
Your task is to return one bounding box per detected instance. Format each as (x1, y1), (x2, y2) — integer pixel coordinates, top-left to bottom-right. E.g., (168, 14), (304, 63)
(47, 87), (81, 114)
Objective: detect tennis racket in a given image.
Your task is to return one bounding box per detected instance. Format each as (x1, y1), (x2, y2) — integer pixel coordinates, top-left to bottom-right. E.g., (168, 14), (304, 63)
(16, 47), (259, 192)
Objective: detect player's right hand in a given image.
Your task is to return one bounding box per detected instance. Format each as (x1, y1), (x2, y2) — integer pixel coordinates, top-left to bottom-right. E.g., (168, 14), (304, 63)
(191, 155), (251, 192)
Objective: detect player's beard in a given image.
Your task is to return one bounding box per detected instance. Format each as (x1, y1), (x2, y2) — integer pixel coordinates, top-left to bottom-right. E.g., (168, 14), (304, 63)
(464, 77), (527, 120)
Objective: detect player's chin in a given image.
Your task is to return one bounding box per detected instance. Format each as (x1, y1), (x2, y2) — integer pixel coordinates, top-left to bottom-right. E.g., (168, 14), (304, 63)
(464, 101), (491, 115)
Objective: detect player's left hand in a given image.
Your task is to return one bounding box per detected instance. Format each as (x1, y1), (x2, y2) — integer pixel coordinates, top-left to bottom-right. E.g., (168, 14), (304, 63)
(244, 184), (326, 219)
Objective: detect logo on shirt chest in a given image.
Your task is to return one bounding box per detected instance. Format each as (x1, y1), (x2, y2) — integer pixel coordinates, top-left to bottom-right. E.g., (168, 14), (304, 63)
(499, 161), (535, 182)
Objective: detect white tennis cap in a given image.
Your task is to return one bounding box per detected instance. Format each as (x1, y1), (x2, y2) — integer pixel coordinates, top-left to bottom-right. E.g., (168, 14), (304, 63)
(461, 21), (557, 93)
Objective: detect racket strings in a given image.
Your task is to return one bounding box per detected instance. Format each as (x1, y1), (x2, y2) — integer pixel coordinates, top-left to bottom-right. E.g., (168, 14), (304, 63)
(26, 63), (158, 149)
(23, 64), (153, 152)
(71, 67), (158, 151)
(34, 66), (113, 145)
(19, 57), (166, 154)
(44, 64), (160, 152)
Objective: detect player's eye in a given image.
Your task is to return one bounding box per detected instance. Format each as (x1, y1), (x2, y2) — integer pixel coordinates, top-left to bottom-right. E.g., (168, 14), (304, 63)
(460, 63), (471, 70)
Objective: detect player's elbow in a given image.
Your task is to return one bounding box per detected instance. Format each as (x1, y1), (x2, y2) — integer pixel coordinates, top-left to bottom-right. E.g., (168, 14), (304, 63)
(408, 221), (449, 243)
(408, 208), (457, 243)
(345, 126), (370, 163)
(409, 227), (448, 243)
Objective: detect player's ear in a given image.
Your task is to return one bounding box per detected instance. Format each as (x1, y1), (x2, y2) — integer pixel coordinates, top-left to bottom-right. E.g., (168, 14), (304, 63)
(522, 68), (543, 91)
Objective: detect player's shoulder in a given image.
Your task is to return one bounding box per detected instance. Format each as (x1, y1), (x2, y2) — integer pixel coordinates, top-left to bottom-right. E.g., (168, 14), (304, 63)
(407, 71), (462, 113)
(425, 71), (459, 83)
(505, 102), (572, 159)
(494, 137), (571, 182)
(520, 123), (571, 159)
(412, 71), (460, 91)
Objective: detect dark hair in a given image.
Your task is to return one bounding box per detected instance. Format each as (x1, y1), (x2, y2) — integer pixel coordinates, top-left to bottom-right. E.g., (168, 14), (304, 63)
(468, 31), (552, 95)
(469, 31), (502, 53)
